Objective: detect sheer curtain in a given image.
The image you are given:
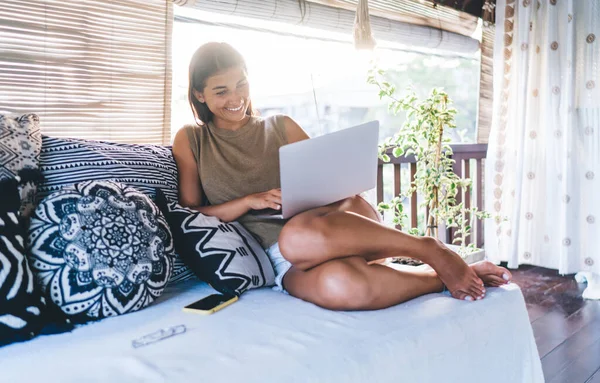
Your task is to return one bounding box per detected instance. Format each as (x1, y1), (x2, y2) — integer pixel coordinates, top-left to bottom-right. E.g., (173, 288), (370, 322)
(485, 0), (600, 298)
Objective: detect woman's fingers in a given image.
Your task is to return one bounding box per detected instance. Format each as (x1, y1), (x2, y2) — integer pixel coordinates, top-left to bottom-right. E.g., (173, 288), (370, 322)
(267, 193), (282, 205)
(263, 196), (281, 209)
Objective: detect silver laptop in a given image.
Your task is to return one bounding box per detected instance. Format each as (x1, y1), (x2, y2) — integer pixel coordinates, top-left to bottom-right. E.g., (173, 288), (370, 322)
(255, 120), (379, 219)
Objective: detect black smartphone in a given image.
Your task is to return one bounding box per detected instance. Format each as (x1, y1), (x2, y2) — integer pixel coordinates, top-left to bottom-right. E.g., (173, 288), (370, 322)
(183, 293), (238, 315)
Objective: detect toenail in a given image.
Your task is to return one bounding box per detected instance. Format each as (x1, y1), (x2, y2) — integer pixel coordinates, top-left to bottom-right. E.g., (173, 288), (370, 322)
(503, 273), (510, 281)
(465, 296), (474, 301)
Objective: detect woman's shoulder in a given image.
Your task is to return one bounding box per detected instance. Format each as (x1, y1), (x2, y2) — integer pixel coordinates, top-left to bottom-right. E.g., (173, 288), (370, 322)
(258, 113), (291, 129)
(257, 114), (308, 144)
(180, 123), (209, 139)
(257, 114), (289, 139)
(173, 123), (205, 153)
(181, 122), (205, 132)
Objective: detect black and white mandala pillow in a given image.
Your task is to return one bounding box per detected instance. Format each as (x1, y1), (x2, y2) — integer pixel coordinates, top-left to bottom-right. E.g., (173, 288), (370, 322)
(155, 190), (275, 297)
(27, 180), (174, 323)
(37, 135), (194, 284)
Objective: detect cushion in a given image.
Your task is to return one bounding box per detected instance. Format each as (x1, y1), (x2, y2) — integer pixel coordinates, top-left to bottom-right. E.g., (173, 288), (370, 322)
(155, 190), (275, 296)
(0, 176), (46, 346)
(37, 135), (194, 283)
(0, 114), (42, 217)
(27, 180), (174, 323)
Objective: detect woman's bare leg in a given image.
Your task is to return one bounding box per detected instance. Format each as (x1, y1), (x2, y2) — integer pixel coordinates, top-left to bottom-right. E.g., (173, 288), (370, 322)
(283, 256), (445, 310)
(279, 196), (511, 301)
(282, 256), (511, 310)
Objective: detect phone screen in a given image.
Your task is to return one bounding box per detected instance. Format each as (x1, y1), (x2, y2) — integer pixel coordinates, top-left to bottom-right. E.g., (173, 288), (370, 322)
(184, 293), (236, 311)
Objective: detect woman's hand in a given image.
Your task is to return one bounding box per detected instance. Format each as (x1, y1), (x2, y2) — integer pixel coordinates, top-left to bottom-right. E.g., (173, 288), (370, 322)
(245, 189), (282, 211)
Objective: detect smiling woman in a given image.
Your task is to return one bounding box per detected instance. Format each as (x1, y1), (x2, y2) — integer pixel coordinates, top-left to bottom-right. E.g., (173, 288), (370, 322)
(187, 42), (255, 127)
(170, 41), (512, 310)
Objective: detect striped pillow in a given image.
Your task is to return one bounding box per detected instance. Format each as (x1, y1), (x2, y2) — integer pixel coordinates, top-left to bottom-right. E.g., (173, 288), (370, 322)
(37, 136), (195, 284)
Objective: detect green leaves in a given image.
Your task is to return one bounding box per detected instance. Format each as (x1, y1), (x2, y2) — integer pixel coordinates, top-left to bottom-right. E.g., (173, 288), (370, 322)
(378, 203), (390, 210)
(369, 65), (491, 251)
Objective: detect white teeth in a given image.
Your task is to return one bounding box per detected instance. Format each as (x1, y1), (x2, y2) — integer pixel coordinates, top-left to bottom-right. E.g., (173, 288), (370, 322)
(225, 105), (243, 112)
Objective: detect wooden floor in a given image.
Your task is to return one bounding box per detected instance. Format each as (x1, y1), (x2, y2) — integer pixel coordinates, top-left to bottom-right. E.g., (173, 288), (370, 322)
(509, 264), (600, 383)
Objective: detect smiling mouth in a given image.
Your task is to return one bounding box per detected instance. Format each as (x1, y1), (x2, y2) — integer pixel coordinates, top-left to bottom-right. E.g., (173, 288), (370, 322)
(225, 104), (244, 112)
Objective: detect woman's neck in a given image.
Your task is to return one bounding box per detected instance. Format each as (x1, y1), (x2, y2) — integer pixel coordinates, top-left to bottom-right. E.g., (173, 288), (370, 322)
(212, 115), (251, 131)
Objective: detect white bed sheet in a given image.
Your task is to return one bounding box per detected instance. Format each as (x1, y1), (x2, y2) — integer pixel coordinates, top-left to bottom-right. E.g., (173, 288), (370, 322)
(0, 281), (543, 383)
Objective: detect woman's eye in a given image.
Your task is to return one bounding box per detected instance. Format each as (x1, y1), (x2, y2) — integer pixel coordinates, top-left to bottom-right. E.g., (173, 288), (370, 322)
(216, 90), (227, 96)
(238, 81), (248, 88)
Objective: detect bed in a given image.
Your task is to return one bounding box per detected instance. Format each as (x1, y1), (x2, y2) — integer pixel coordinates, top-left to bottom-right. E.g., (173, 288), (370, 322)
(0, 280), (544, 383)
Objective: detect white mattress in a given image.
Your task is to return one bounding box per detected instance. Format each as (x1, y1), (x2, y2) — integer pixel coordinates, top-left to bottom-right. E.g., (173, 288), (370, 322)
(0, 280), (544, 383)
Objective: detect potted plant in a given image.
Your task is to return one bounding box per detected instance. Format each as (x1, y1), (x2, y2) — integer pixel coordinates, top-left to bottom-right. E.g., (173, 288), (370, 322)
(368, 67), (489, 263)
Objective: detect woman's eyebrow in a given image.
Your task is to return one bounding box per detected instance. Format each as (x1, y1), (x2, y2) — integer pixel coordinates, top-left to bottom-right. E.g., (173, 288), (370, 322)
(211, 85), (227, 91)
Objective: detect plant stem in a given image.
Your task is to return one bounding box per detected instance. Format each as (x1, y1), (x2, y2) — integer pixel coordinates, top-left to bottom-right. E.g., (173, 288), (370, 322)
(425, 95), (447, 238)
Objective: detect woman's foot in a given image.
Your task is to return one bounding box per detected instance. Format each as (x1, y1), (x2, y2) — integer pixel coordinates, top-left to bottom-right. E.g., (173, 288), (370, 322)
(470, 261), (512, 288)
(425, 243), (486, 302)
(439, 261), (512, 302)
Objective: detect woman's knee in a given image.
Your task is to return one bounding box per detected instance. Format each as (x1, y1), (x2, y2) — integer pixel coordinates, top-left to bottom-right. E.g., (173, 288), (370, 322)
(313, 258), (375, 310)
(338, 195), (381, 222)
(278, 214), (331, 265)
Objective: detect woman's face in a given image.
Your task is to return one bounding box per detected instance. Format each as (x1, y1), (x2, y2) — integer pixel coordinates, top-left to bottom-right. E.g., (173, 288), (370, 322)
(195, 65), (251, 124)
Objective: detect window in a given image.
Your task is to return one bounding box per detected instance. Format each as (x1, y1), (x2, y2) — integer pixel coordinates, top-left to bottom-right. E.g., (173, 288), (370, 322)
(171, 8), (481, 144)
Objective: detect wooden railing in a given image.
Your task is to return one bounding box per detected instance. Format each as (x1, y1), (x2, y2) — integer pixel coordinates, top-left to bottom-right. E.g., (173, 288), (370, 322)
(376, 143), (488, 248)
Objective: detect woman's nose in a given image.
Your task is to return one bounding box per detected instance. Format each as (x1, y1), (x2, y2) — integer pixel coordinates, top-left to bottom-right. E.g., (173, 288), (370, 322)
(230, 94), (244, 104)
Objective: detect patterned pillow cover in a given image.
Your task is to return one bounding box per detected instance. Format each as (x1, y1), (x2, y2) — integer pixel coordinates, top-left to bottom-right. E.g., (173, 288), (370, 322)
(0, 175), (47, 346)
(0, 114), (42, 217)
(28, 180), (174, 323)
(155, 189), (275, 297)
(37, 135), (194, 284)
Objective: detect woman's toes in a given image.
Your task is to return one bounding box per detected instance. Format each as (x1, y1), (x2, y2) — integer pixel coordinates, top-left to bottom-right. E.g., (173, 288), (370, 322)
(469, 287), (485, 300)
(471, 261), (513, 285)
(472, 278), (485, 294)
(486, 275), (507, 286)
(452, 290), (475, 302)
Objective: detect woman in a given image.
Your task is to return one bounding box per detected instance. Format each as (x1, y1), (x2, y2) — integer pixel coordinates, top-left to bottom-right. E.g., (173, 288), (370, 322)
(173, 42), (512, 311)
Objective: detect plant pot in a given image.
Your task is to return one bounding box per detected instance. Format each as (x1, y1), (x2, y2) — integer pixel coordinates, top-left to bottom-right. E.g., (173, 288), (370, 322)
(446, 244), (485, 265)
(387, 244), (485, 274)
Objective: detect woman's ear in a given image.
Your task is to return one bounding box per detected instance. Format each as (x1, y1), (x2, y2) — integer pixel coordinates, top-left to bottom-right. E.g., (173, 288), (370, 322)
(193, 89), (205, 103)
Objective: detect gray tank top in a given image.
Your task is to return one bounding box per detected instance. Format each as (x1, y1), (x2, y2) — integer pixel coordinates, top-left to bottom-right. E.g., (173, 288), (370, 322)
(184, 115), (288, 248)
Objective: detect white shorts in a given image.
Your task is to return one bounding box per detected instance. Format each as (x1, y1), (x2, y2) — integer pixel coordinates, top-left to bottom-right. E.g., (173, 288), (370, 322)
(265, 242), (292, 294)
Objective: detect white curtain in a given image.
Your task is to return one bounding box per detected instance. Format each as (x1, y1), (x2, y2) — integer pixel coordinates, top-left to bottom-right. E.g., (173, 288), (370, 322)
(485, 0), (599, 291)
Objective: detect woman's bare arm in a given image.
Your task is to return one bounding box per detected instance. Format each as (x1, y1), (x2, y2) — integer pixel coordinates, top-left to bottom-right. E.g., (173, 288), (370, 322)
(172, 128), (252, 222)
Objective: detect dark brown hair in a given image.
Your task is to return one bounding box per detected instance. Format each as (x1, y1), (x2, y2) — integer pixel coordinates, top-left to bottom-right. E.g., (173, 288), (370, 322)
(188, 42), (255, 126)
